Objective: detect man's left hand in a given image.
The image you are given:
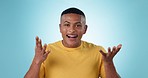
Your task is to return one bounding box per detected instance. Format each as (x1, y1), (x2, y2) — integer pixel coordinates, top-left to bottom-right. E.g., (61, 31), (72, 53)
(99, 44), (122, 63)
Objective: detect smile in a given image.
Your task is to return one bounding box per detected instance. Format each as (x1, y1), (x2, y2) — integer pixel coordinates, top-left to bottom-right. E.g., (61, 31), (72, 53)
(66, 34), (78, 38)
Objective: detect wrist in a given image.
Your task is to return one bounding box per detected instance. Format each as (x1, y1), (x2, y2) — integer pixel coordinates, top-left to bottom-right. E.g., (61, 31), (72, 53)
(32, 58), (42, 66)
(104, 60), (114, 65)
(103, 61), (116, 70)
(103, 61), (119, 78)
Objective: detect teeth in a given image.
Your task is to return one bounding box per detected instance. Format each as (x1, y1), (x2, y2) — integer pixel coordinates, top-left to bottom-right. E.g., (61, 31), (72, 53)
(67, 35), (78, 38)
(68, 35), (77, 37)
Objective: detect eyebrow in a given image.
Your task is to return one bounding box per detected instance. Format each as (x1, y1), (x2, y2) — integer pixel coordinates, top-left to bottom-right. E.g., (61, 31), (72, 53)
(75, 22), (81, 24)
(64, 21), (70, 23)
(64, 21), (81, 24)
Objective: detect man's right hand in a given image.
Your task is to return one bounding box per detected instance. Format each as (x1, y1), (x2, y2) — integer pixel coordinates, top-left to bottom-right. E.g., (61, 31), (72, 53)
(33, 36), (50, 65)
(24, 36), (50, 78)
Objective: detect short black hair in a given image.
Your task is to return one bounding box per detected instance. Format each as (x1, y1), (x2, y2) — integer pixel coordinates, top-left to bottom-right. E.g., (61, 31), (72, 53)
(61, 7), (85, 18)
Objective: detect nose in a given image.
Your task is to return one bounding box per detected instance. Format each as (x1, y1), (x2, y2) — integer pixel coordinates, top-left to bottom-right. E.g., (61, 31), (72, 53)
(68, 26), (75, 33)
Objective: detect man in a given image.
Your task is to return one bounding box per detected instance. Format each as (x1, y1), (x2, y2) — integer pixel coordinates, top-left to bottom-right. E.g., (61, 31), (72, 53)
(24, 7), (122, 78)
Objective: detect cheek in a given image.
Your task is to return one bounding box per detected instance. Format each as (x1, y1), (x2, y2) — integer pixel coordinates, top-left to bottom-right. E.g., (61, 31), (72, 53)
(77, 30), (85, 37)
(79, 29), (86, 34)
(60, 27), (67, 34)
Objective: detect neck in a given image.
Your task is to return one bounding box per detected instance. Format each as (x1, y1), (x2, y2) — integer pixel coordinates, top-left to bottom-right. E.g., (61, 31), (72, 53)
(62, 40), (81, 48)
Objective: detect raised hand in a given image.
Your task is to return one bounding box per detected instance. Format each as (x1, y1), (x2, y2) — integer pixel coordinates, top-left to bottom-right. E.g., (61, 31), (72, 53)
(99, 44), (122, 78)
(33, 36), (50, 64)
(99, 44), (122, 63)
(24, 36), (50, 78)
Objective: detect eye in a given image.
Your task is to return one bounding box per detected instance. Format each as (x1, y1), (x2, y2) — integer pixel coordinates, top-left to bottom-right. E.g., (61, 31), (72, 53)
(64, 24), (70, 27)
(76, 24), (82, 27)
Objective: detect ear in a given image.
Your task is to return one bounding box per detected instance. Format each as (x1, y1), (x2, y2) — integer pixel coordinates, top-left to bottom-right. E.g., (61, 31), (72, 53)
(59, 24), (62, 33)
(83, 25), (88, 34)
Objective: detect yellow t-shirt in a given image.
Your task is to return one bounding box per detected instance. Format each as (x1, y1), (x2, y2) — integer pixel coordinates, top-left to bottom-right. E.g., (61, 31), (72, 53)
(39, 41), (106, 78)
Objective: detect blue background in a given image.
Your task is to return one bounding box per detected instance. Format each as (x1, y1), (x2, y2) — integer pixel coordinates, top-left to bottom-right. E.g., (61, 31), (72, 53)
(0, 0), (148, 78)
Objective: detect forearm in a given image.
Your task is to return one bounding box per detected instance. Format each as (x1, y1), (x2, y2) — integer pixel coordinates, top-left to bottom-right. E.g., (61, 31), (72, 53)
(104, 61), (120, 78)
(24, 60), (41, 78)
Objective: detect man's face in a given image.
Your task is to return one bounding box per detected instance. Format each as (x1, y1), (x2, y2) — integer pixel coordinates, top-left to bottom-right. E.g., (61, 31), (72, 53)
(60, 13), (87, 48)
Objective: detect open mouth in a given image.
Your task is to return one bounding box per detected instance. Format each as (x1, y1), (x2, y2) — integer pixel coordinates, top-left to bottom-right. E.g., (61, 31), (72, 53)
(66, 34), (78, 38)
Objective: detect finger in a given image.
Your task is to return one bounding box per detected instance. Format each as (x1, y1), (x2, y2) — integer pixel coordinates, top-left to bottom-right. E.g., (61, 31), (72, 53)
(37, 39), (42, 49)
(99, 50), (106, 57)
(112, 46), (116, 52)
(35, 36), (41, 50)
(42, 44), (47, 54)
(43, 44), (47, 49)
(107, 47), (112, 57)
(112, 46), (118, 57)
(43, 51), (50, 58)
(108, 47), (111, 53)
(116, 44), (122, 52)
(36, 36), (42, 47)
(36, 36), (39, 46)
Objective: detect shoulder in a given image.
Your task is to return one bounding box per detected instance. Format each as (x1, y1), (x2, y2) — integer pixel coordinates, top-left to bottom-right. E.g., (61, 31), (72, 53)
(82, 41), (106, 52)
(82, 41), (97, 48)
(46, 40), (61, 50)
(48, 41), (61, 46)
(82, 41), (104, 48)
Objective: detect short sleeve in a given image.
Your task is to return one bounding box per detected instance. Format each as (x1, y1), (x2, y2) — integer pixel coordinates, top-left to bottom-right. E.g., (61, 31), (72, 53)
(98, 46), (107, 78)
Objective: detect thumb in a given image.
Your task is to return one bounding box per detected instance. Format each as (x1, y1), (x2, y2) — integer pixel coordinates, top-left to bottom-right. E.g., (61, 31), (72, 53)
(99, 50), (106, 57)
(43, 50), (50, 57)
